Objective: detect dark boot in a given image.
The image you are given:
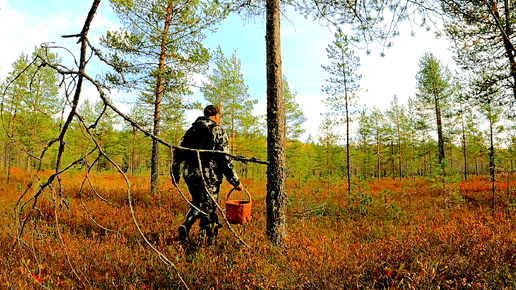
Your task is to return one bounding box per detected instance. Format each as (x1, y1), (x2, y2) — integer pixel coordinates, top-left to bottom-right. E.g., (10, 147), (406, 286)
(178, 225), (188, 245)
(178, 208), (200, 244)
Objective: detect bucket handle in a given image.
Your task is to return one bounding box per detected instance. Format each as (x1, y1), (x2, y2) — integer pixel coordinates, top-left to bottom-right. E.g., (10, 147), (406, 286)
(226, 188), (251, 203)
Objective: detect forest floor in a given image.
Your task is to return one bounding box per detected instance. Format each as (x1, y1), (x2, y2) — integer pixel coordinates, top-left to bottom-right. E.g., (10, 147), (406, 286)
(0, 169), (515, 289)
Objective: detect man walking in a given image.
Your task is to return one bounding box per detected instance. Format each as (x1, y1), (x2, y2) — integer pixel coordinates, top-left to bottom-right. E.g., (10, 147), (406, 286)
(172, 105), (243, 245)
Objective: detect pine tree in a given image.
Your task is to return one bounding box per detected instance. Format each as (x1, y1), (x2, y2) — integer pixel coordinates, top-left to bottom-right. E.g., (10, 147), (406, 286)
(386, 95), (406, 180)
(201, 48), (257, 153)
(415, 52), (453, 166)
(369, 106), (387, 179)
(322, 28), (361, 195)
(2, 48), (61, 177)
(101, 0), (228, 193)
(265, 0), (286, 246)
(479, 97), (503, 216)
(443, 0), (516, 102)
(283, 75), (307, 141)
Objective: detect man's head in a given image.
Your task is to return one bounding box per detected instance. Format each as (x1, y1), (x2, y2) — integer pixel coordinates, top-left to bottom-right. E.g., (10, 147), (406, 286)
(204, 105), (222, 124)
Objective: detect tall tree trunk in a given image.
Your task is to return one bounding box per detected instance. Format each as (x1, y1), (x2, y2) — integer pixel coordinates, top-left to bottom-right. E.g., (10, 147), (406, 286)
(449, 146), (453, 169)
(132, 126), (137, 175)
(423, 140), (427, 176)
(231, 76), (235, 154)
(434, 97), (445, 164)
(489, 109), (495, 217)
(391, 140), (395, 180)
(397, 126), (402, 179)
(412, 131), (416, 177)
(461, 109), (468, 180)
(376, 131), (380, 179)
(507, 159), (512, 218)
(150, 5), (172, 193)
(266, 0), (286, 246)
(363, 140), (367, 176)
(7, 140), (12, 184)
(491, 1), (516, 100)
(326, 143), (330, 197)
(342, 49), (351, 195)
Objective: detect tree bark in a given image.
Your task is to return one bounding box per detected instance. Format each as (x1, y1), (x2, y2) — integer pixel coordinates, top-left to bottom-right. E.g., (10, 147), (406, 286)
(488, 108), (495, 217)
(376, 130), (380, 179)
(391, 139), (395, 180)
(266, 0), (286, 246)
(461, 107), (468, 180)
(397, 124), (402, 179)
(434, 97), (445, 164)
(150, 4), (172, 193)
(491, 1), (516, 100)
(342, 47), (351, 195)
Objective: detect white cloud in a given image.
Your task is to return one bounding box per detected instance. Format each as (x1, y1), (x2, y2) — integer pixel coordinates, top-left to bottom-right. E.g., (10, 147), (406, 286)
(0, 2), (29, 79)
(76, 13), (119, 30)
(252, 102), (266, 117)
(296, 92), (327, 142)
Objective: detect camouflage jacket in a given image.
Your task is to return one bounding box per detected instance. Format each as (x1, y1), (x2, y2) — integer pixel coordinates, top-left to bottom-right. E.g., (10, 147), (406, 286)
(172, 116), (240, 188)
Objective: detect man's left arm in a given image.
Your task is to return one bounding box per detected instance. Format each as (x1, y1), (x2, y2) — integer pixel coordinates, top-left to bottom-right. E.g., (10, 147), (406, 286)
(212, 126), (241, 188)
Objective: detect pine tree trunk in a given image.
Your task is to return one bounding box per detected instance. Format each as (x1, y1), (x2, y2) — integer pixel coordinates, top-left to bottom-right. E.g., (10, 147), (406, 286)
(461, 112), (468, 180)
(435, 98), (445, 164)
(342, 47), (351, 195)
(376, 131), (380, 179)
(150, 5), (172, 193)
(266, 0), (287, 246)
(397, 127), (402, 179)
(489, 110), (495, 217)
(491, 0), (516, 99)
(423, 142), (427, 176)
(132, 126), (137, 175)
(391, 140), (395, 180)
(449, 146), (453, 170)
(7, 141), (12, 184)
(412, 131), (416, 177)
(3, 138), (7, 170)
(231, 85), (235, 154)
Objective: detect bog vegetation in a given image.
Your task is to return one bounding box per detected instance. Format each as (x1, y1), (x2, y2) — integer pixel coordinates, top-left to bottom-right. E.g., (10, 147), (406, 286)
(3, 0), (516, 288)
(1, 170), (516, 288)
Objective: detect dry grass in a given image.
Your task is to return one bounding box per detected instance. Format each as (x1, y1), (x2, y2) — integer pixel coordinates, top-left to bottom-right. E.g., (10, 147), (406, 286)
(1, 170), (516, 289)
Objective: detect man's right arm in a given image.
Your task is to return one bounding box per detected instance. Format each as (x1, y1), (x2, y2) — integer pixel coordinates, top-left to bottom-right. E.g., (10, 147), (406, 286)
(172, 139), (185, 183)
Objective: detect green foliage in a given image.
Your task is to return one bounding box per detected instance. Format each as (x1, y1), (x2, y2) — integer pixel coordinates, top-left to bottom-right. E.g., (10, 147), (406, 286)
(416, 52), (454, 165)
(443, 0), (516, 104)
(102, 0), (228, 95)
(283, 75), (307, 141)
(321, 29), (361, 120)
(201, 47), (258, 151)
(1, 48), (62, 172)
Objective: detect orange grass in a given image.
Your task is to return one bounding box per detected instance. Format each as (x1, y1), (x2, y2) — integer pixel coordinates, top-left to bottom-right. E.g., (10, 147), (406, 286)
(1, 170), (516, 289)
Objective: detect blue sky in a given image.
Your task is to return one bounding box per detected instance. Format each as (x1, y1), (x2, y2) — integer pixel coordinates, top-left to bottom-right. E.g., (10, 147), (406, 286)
(1, 0), (456, 142)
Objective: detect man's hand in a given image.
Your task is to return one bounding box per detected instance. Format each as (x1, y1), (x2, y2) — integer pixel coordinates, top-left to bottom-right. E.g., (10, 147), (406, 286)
(234, 183), (244, 191)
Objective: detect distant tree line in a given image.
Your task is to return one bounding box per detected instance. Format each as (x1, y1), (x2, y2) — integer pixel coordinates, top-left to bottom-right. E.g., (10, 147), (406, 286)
(2, 46), (516, 185)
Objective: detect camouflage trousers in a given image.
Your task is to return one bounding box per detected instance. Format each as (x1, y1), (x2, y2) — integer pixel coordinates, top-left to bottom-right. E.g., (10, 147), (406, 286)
(181, 180), (222, 239)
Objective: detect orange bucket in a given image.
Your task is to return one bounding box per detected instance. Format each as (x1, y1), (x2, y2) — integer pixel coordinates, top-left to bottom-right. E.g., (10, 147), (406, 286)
(225, 188), (252, 225)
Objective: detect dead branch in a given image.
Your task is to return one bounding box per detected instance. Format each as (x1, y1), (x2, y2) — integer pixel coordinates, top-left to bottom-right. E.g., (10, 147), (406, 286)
(2, 0), (267, 288)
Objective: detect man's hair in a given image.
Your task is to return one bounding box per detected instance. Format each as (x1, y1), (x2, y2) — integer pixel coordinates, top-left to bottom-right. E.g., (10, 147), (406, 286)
(203, 105), (221, 117)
